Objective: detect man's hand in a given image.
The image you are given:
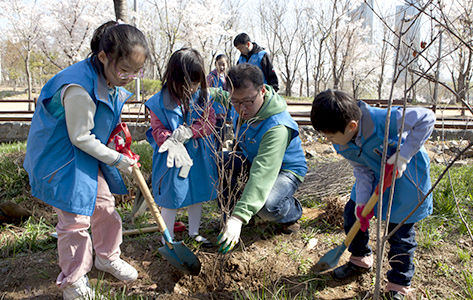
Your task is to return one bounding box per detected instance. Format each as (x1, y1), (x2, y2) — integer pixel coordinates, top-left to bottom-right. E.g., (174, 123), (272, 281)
(158, 138), (193, 168)
(387, 152), (409, 178)
(355, 203), (374, 232)
(171, 125), (193, 143)
(217, 216), (243, 253)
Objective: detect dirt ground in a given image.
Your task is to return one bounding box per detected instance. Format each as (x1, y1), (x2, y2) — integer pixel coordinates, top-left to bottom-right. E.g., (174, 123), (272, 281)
(0, 139), (472, 300)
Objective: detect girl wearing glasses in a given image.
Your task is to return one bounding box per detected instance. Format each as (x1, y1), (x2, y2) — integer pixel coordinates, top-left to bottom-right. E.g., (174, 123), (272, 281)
(145, 48), (217, 248)
(24, 21), (149, 299)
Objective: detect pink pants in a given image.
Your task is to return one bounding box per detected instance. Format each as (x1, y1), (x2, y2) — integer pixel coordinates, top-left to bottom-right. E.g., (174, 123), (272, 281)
(54, 170), (122, 288)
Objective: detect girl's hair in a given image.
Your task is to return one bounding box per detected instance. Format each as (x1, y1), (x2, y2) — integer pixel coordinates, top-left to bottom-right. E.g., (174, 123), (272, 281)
(89, 21), (150, 75)
(310, 89), (362, 134)
(164, 48), (208, 115)
(215, 54), (227, 63)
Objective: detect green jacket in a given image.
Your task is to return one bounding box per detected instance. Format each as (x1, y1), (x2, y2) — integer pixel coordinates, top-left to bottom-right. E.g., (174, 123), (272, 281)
(210, 86), (305, 223)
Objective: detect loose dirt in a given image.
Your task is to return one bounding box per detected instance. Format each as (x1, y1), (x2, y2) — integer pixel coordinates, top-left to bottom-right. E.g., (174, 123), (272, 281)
(0, 141), (472, 300)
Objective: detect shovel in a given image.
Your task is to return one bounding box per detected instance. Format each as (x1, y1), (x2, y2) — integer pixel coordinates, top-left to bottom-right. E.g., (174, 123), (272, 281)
(313, 163), (395, 274)
(109, 123), (201, 276)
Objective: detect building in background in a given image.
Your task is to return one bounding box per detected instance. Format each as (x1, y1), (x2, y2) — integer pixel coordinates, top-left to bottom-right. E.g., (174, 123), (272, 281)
(395, 1), (421, 85)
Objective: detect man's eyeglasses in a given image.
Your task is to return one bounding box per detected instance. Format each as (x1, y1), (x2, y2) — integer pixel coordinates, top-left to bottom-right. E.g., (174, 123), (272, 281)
(230, 92), (259, 108)
(107, 54), (144, 80)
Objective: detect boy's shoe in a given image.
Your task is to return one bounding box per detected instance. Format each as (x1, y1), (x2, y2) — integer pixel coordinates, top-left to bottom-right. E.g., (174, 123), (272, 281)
(384, 291), (406, 300)
(95, 256), (138, 282)
(281, 221), (301, 234)
(332, 261), (372, 280)
(190, 235), (213, 248)
(63, 275), (104, 300)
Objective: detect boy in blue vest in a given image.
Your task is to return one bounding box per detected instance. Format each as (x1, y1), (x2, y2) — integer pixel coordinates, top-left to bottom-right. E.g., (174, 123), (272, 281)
(234, 33), (279, 92)
(310, 89), (435, 300)
(216, 63), (307, 253)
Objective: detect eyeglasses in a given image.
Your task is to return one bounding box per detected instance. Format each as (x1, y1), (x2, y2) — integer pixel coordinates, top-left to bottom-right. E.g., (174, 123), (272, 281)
(230, 92), (259, 108)
(107, 54), (144, 80)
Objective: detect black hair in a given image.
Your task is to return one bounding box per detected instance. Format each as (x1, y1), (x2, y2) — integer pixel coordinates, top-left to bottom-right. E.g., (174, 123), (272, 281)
(89, 21), (150, 75)
(215, 54), (227, 62)
(227, 63), (264, 91)
(310, 89), (362, 134)
(164, 48), (209, 116)
(233, 33), (251, 47)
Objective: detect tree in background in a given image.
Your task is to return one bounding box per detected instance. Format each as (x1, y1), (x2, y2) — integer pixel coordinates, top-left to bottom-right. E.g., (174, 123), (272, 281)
(0, 0), (47, 109)
(114, 0), (128, 23)
(42, 0), (114, 69)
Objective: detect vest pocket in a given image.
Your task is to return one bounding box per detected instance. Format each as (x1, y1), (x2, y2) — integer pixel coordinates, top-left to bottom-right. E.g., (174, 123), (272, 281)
(42, 158), (75, 183)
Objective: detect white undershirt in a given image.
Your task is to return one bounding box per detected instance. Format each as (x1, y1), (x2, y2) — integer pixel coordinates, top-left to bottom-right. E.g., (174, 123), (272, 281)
(62, 84), (121, 166)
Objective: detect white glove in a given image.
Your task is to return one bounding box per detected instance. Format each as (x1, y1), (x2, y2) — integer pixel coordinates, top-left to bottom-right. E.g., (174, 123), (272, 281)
(171, 125), (193, 143)
(107, 135), (125, 151)
(217, 216), (243, 253)
(158, 138), (193, 168)
(115, 154), (137, 174)
(387, 152), (409, 178)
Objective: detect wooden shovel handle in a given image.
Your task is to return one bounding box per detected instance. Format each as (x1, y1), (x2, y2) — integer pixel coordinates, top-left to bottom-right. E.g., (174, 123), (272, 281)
(344, 164), (395, 247)
(132, 164), (172, 247)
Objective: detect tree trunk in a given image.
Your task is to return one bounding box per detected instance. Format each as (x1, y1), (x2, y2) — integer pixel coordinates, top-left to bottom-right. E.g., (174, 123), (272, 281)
(300, 78), (303, 97)
(114, 0), (128, 23)
(25, 50), (32, 111)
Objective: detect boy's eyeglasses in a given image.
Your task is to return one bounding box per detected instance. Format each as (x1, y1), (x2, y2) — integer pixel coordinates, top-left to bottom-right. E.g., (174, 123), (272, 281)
(230, 92), (259, 108)
(107, 54), (144, 80)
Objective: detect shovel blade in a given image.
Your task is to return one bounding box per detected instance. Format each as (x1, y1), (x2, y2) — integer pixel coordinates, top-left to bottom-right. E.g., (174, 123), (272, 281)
(158, 241), (201, 276)
(314, 243), (347, 273)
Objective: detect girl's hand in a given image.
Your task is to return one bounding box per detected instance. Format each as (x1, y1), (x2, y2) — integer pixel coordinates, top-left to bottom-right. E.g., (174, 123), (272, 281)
(115, 155), (137, 174)
(171, 125), (193, 143)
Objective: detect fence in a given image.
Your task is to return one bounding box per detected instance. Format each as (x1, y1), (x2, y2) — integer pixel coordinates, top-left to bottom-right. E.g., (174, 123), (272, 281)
(0, 98), (472, 130)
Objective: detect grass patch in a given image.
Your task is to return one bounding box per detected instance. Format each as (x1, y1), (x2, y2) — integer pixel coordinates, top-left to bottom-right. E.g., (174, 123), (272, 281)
(429, 164), (473, 229)
(0, 141), (27, 154)
(0, 216), (56, 259)
(130, 140), (153, 175)
(0, 142), (29, 200)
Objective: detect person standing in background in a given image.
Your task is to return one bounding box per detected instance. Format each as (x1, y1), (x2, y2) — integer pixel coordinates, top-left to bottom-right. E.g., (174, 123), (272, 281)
(234, 33), (279, 92)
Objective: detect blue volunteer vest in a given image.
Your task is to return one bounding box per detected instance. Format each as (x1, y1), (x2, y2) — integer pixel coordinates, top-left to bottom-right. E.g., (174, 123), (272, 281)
(208, 72), (225, 90)
(23, 58), (131, 216)
(233, 95), (307, 178)
(145, 87), (218, 209)
(334, 101), (433, 223)
(238, 51), (268, 84)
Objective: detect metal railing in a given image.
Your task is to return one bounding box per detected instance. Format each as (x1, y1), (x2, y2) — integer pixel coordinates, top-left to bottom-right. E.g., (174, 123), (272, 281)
(0, 98), (471, 129)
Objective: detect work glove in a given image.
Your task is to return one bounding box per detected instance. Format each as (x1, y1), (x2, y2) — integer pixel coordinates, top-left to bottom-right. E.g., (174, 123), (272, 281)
(387, 152), (409, 178)
(171, 125), (193, 143)
(107, 135), (125, 152)
(217, 216), (243, 253)
(355, 203), (375, 232)
(115, 154), (137, 174)
(158, 138), (193, 169)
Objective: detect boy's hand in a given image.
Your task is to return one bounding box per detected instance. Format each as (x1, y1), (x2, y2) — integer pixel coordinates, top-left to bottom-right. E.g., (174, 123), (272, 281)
(387, 152), (409, 178)
(355, 203), (374, 232)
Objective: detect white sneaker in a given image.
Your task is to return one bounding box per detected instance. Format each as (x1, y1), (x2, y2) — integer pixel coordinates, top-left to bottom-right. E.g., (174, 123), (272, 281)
(63, 275), (104, 300)
(95, 256), (138, 282)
